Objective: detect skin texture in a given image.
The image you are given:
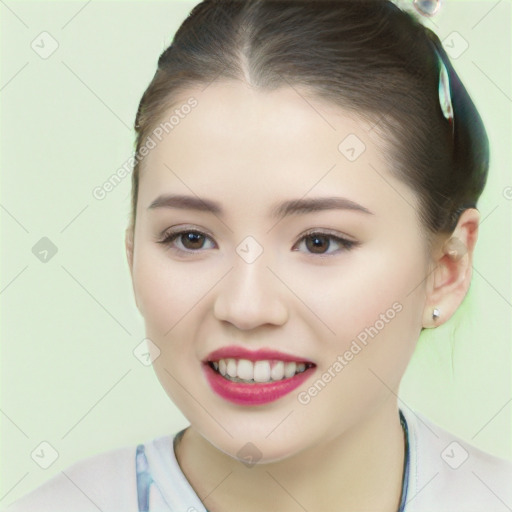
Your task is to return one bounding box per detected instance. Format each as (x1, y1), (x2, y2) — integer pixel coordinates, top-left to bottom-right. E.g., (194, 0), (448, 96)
(125, 81), (479, 511)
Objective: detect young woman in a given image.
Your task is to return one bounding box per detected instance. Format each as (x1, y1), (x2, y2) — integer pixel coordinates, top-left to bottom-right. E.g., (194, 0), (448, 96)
(5, 0), (511, 511)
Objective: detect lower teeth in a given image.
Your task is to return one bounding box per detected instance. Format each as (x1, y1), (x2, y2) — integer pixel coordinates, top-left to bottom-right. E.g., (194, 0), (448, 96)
(213, 365), (307, 384)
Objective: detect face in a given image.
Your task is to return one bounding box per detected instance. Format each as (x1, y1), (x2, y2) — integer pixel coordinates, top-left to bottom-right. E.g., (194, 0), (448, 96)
(128, 81), (430, 463)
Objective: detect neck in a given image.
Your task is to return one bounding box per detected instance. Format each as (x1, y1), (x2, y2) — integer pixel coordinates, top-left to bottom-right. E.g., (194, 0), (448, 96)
(174, 401), (406, 512)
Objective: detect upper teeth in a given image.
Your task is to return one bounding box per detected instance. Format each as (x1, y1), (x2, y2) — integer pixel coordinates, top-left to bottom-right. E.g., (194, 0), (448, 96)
(212, 358), (308, 383)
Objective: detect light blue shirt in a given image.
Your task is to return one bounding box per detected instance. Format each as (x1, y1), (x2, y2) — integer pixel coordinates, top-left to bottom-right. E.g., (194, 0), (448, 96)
(4, 407), (512, 511)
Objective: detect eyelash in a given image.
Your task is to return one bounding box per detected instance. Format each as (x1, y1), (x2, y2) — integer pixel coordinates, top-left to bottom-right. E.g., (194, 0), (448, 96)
(156, 227), (359, 257)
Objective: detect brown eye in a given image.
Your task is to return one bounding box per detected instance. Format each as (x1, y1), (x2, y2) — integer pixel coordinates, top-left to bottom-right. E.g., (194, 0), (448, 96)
(305, 234), (331, 254)
(180, 232), (207, 250)
(158, 230), (216, 253)
(293, 231), (356, 256)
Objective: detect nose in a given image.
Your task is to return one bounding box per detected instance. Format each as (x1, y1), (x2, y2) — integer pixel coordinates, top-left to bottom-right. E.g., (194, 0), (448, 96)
(213, 257), (289, 330)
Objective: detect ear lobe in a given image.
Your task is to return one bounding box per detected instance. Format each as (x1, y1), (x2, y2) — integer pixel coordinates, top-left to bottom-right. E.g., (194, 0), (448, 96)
(125, 226), (134, 277)
(125, 226), (142, 314)
(422, 208), (480, 328)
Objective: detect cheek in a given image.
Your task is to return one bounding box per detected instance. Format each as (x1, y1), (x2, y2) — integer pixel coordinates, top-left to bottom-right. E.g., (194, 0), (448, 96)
(298, 250), (425, 328)
(131, 247), (210, 410)
(132, 259), (178, 333)
(290, 244), (426, 364)
(132, 246), (210, 335)
(346, 256), (422, 340)
(289, 252), (425, 435)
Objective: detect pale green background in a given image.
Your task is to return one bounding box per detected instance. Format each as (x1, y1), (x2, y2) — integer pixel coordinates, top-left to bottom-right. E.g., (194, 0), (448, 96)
(1, 0), (511, 506)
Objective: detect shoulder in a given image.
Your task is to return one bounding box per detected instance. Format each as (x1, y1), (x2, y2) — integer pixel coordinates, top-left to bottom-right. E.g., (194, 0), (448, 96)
(403, 407), (512, 512)
(2, 442), (139, 512)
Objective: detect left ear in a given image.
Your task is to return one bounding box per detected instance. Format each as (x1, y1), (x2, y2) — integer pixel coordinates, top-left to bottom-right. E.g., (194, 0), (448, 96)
(422, 208), (480, 328)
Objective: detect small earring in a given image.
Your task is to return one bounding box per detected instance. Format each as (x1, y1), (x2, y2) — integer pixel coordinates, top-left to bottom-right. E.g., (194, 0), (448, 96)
(432, 308), (440, 320)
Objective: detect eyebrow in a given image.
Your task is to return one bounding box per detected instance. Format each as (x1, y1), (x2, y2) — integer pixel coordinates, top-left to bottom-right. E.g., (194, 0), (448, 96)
(147, 194), (374, 218)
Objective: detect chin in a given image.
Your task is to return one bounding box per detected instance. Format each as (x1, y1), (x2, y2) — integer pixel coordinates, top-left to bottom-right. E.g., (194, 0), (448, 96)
(203, 428), (309, 466)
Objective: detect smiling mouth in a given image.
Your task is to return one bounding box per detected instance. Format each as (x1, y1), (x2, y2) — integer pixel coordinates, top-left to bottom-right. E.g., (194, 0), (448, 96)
(207, 358), (316, 384)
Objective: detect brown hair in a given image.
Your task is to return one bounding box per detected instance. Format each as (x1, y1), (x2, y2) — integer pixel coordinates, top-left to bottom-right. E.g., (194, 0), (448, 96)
(130, 0), (488, 247)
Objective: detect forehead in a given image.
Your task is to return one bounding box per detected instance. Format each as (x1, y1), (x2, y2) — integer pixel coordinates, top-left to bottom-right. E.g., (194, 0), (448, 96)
(137, 81), (419, 219)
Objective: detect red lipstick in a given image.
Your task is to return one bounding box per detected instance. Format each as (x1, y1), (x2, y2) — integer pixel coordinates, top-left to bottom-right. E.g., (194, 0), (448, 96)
(202, 345), (316, 406)
(205, 346), (313, 364)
